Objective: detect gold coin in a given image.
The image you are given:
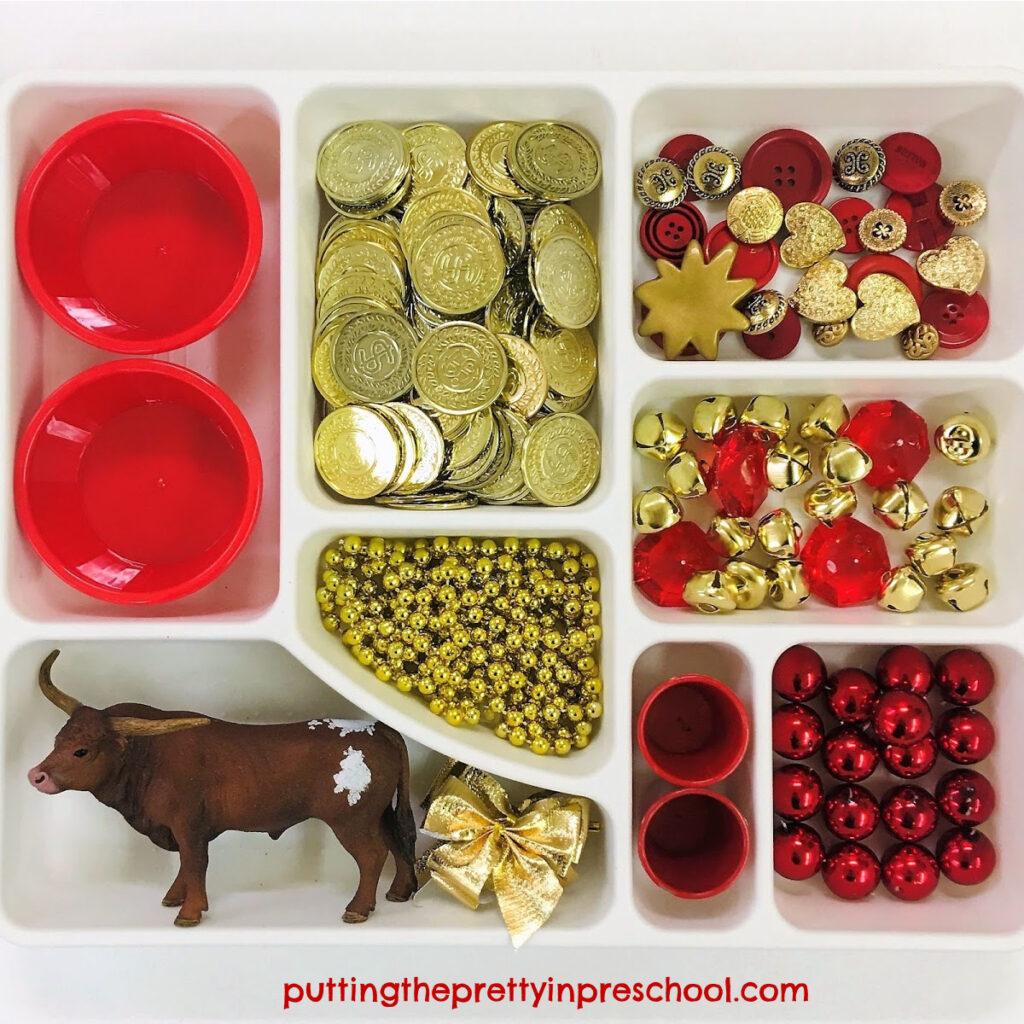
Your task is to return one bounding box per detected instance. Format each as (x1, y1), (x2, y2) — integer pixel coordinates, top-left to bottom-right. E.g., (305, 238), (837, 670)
(740, 289), (787, 335)
(686, 146), (741, 200)
(466, 121), (531, 199)
(319, 219), (405, 272)
(330, 310), (416, 402)
(399, 186), (490, 258)
(412, 322), (508, 414)
(530, 203), (598, 262)
(402, 122), (468, 201)
(498, 332), (548, 417)
(474, 409), (528, 502)
(311, 331), (353, 409)
(317, 239), (405, 300)
(316, 269), (404, 312)
(522, 413), (600, 506)
(447, 415), (502, 487)
(389, 402), (446, 493)
(544, 387), (594, 414)
(315, 293), (389, 337)
(832, 139), (885, 192)
(532, 233), (600, 329)
(939, 180), (988, 227)
(316, 121), (410, 209)
(447, 408), (494, 470)
(373, 403), (417, 492)
(634, 159), (686, 209)
(374, 490), (478, 509)
(726, 187), (784, 244)
(485, 274), (536, 337)
(858, 208), (907, 253)
(529, 314), (596, 397)
(314, 406), (400, 500)
(489, 195), (527, 266)
(323, 177), (409, 220)
(507, 121), (601, 201)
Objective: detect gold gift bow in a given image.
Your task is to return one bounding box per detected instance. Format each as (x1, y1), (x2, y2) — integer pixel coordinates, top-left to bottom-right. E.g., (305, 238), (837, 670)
(420, 764), (591, 948)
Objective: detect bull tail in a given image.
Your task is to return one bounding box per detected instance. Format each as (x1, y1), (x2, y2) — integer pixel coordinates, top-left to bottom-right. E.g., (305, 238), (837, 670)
(377, 723), (417, 869)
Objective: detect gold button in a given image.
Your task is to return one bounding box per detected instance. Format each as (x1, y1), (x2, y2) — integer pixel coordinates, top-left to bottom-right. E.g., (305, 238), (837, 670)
(832, 138), (885, 192)
(726, 187), (783, 243)
(934, 412), (991, 466)
(858, 208), (907, 253)
(634, 158), (686, 209)
(902, 323), (939, 360)
(939, 180), (987, 227)
(686, 145), (741, 200)
(740, 289), (787, 334)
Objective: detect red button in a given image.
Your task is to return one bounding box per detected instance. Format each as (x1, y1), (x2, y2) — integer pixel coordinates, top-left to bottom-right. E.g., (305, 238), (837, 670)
(659, 133), (712, 201)
(880, 133), (942, 194)
(743, 307), (801, 359)
(885, 186), (954, 252)
(639, 204), (707, 262)
(846, 253), (923, 306)
(830, 197), (873, 254)
(920, 289), (989, 350)
(742, 128), (831, 211)
(704, 221), (779, 289)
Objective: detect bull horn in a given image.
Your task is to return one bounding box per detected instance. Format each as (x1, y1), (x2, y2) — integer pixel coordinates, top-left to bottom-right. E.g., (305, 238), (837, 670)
(109, 716), (211, 737)
(38, 650), (81, 716)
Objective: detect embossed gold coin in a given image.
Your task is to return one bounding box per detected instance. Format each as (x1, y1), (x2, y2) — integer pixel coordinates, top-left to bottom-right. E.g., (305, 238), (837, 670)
(489, 195), (527, 266)
(485, 274), (535, 337)
(413, 322), (508, 414)
(402, 122), (468, 200)
(522, 413), (600, 506)
(330, 310), (416, 403)
(316, 121), (410, 213)
(727, 187), (784, 244)
(686, 145), (741, 200)
(832, 138), (885, 192)
(314, 406), (401, 499)
(466, 121), (531, 199)
(499, 333), (548, 418)
(532, 233), (600, 329)
(530, 203), (598, 261)
(399, 186), (490, 257)
(312, 331), (352, 409)
(507, 121), (601, 201)
(530, 315), (597, 398)
(939, 180), (988, 227)
(634, 158), (686, 209)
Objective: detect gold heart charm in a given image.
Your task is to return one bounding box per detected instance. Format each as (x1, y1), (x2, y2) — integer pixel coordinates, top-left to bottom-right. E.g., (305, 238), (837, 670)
(851, 273), (921, 341)
(790, 258), (857, 324)
(780, 202), (846, 269)
(916, 235), (985, 295)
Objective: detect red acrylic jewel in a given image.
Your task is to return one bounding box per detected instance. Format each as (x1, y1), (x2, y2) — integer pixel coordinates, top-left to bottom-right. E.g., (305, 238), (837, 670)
(632, 521), (722, 608)
(801, 518), (891, 607)
(708, 423), (771, 518)
(840, 400), (929, 488)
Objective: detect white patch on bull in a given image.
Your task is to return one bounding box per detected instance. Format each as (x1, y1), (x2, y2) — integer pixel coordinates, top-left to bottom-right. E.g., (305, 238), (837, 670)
(333, 747), (371, 806)
(308, 718), (374, 737)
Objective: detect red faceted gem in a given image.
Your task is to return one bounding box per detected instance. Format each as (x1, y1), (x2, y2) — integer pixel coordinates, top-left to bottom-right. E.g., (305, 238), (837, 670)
(881, 785), (938, 842)
(708, 423), (771, 518)
(840, 400), (930, 488)
(936, 707), (995, 764)
(876, 645), (933, 695)
(935, 648), (995, 706)
(822, 725), (879, 782)
(882, 843), (940, 901)
(872, 690), (932, 746)
(824, 783), (880, 841)
(773, 764), (824, 821)
(823, 841), (881, 900)
(937, 827), (996, 885)
(936, 769), (996, 827)
(772, 644), (826, 702)
(801, 519), (890, 607)
(774, 822), (824, 881)
(882, 734), (938, 779)
(633, 521), (722, 608)
(825, 667), (880, 724)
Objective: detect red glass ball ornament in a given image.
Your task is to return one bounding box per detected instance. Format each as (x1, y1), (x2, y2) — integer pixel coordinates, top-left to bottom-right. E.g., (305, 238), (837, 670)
(937, 708), (995, 764)
(882, 842), (940, 901)
(881, 734), (938, 779)
(881, 784), (939, 842)
(822, 841), (881, 900)
(774, 822), (824, 881)
(876, 646), (933, 695)
(825, 667), (880, 724)
(773, 764), (825, 821)
(772, 644), (827, 702)
(872, 690), (932, 747)
(936, 769), (996, 827)
(824, 783), (880, 841)
(822, 725), (879, 782)
(772, 703), (824, 760)
(937, 827), (997, 885)
(935, 649), (995, 706)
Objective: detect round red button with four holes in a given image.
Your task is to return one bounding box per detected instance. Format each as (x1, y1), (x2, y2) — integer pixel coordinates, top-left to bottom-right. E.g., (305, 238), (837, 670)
(660, 134), (712, 201)
(880, 132), (942, 195)
(639, 204), (707, 263)
(846, 253), (924, 306)
(742, 128), (831, 211)
(704, 221), (779, 290)
(920, 289), (990, 350)
(886, 185), (954, 252)
(743, 306), (801, 359)
(830, 197), (873, 254)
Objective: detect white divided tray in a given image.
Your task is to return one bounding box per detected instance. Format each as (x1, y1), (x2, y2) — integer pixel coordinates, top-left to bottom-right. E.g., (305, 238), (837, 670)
(0, 71), (1021, 952)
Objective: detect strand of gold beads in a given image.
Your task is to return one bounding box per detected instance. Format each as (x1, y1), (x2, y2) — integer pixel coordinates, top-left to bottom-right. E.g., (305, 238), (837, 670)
(316, 535), (602, 756)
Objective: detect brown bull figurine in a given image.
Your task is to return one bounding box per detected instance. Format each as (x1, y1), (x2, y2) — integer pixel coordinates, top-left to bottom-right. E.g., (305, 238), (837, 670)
(26, 651), (417, 927)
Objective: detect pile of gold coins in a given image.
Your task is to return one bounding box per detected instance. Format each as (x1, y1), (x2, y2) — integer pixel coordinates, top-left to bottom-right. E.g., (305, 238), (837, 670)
(317, 535), (603, 756)
(311, 119), (603, 507)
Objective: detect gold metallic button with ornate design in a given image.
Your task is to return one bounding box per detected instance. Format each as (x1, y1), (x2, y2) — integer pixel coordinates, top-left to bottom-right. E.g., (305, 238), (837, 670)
(634, 158), (686, 209)
(858, 208), (908, 253)
(726, 186), (784, 244)
(686, 145), (741, 200)
(939, 180), (988, 227)
(832, 138), (885, 192)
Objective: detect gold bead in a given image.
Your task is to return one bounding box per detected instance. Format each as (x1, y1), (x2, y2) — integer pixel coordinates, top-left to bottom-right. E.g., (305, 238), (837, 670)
(821, 438), (872, 485)
(872, 481), (929, 531)
(901, 323), (939, 360)
(323, 547), (342, 567)
(934, 413), (992, 466)
(878, 565), (927, 613)
(934, 486), (989, 536)
(691, 395), (737, 441)
(633, 410), (688, 461)
(683, 569), (737, 614)
(321, 614), (340, 633)
(723, 559), (769, 610)
(803, 480), (857, 524)
(935, 563), (991, 612)
(905, 531), (958, 578)
(553, 737), (572, 756)
(508, 726), (528, 747)
(756, 509), (802, 559)
(633, 486), (682, 533)
(767, 559), (810, 609)
(665, 451), (708, 500)
(428, 697), (446, 716)
(444, 707), (464, 727)
(813, 321), (849, 347)
(342, 535), (363, 554)
(766, 439), (813, 491)
(530, 736), (551, 756)
(740, 395), (790, 439)
(799, 394), (850, 443)
(707, 515), (755, 557)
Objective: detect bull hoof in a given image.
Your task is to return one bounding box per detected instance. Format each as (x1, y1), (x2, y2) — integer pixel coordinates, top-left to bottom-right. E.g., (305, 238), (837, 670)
(342, 910), (369, 924)
(162, 897), (184, 907)
(385, 891), (413, 903)
(174, 915), (202, 927)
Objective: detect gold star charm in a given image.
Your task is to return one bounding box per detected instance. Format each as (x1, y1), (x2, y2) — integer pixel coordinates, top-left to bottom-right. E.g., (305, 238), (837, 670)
(635, 241), (755, 359)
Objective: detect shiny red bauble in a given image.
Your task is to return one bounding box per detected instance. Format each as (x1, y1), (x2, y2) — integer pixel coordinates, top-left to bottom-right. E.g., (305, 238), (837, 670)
(937, 827), (997, 885)
(772, 644), (827, 702)
(936, 769), (996, 826)
(773, 764), (824, 821)
(772, 703), (824, 760)
(881, 734), (938, 779)
(872, 690), (932, 746)
(822, 841), (881, 900)
(881, 785), (938, 842)
(882, 843), (940, 901)
(774, 823), (824, 880)
(935, 649), (995, 706)
(936, 707), (995, 764)
(876, 646), (933, 695)
(824, 784), (880, 841)
(825, 668), (880, 724)
(822, 725), (879, 782)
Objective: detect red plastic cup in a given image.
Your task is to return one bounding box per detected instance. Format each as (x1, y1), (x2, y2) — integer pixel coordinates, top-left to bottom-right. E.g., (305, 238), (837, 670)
(14, 360), (262, 604)
(16, 109), (262, 354)
(638, 789), (750, 899)
(637, 675), (749, 786)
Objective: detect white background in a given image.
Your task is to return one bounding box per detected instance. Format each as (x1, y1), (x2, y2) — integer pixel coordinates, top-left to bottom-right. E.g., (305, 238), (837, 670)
(2, 1), (1024, 1021)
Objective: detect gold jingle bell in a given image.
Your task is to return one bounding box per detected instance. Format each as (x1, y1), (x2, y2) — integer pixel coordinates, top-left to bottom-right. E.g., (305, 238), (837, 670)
(756, 509), (802, 559)
(936, 563), (991, 612)
(691, 395), (737, 441)
(906, 532), (958, 578)
(683, 569), (737, 614)
(934, 486), (989, 536)
(821, 437), (872, 485)
(813, 321), (849, 348)
(634, 410), (688, 461)
(707, 515), (755, 557)
(799, 394), (850, 443)
(723, 560), (769, 610)
(803, 480), (857, 524)
(878, 565), (927, 613)
(767, 559), (810, 610)
(766, 439), (813, 491)
(665, 451), (708, 500)
(740, 395), (790, 439)
(633, 487), (681, 533)
(901, 323), (939, 360)
(934, 413), (992, 467)
(872, 481), (929, 531)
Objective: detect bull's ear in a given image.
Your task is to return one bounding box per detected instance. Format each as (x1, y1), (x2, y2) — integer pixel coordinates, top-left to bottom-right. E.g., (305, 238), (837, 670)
(109, 716), (211, 737)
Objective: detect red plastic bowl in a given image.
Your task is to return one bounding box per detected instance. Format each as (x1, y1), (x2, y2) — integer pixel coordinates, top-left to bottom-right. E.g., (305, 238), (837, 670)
(15, 109), (262, 354)
(14, 360), (262, 604)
